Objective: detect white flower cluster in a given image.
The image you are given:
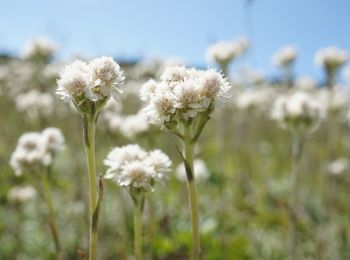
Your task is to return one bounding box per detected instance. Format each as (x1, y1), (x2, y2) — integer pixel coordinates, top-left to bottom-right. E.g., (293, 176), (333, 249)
(271, 91), (325, 129)
(315, 46), (348, 69)
(7, 185), (36, 203)
(176, 159), (210, 183)
(21, 37), (58, 61)
(272, 45), (298, 67)
(295, 75), (316, 90)
(104, 144), (171, 191)
(10, 128), (65, 176)
(206, 38), (250, 65)
(140, 66), (231, 126)
(317, 87), (350, 114)
(15, 90), (54, 119)
(235, 88), (275, 112)
(326, 158), (349, 176)
(56, 57), (125, 103)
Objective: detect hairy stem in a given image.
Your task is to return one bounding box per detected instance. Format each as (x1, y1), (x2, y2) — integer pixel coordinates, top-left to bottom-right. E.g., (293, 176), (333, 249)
(184, 127), (201, 260)
(83, 113), (98, 260)
(133, 196), (143, 260)
(41, 167), (62, 259)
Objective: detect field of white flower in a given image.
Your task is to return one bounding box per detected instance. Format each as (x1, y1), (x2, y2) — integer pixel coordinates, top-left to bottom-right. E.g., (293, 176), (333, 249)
(1, 36), (350, 260)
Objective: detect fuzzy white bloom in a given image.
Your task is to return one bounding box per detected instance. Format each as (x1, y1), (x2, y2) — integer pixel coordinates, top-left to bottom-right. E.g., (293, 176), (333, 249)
(119, 112), (150, 139)
(271, 91), (325, 128)
(104, 144), (172, 191)
(10, 128), (65, 176)
(315, 46), (348, 68)
(56, 57), (124, 103)
(15, 90), (54, 119)
(141, 66), (231, 126)
(21, 37), (57, 60)
(206, 38), (250, 65)
(7, 186), (36, 203)
(235, 88), (274, 112)
(295, 75), (316, 90)
(176, 159), (210, 183)
(326, 158), (349, 176)
(140, 79), (159, 102)
(317, 87), (349, 113)
(272, 45), (298, 67)
(10, 132), (52, 175)
(41, 127), (65, 152)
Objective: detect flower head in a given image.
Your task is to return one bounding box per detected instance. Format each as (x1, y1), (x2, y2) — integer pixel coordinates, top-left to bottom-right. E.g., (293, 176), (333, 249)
(272, 45), (298, 67)
(176, 159), (210, 183)
(56, 57), (124, 113)
(7, 186), (36, 204)
(22, 37), (57, 61)
(104, 144), (172, 192)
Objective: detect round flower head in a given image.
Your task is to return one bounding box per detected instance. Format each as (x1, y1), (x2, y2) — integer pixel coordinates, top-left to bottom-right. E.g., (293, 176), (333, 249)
(15, 90), (54, 119)
(176, 159), (210, 183)
(89, 56), (125, 100)
(141, 66), (231, 127)
(326, 158), (349, 176)
(315, 46), (349, 69)
(22, 37), (57, 61)
(139, 79), (159, 102)
(41, 127), (65, 153)
(118, 111), (150, 139)
(272, 45), (298, 67)
(56, 57), (124, 114)
(104, 144), (172, 192)
(271, 91), (325, 130)
(206, 39), (248, 65)
(7, 185), (36, 204)
(10, 132), (52, 175)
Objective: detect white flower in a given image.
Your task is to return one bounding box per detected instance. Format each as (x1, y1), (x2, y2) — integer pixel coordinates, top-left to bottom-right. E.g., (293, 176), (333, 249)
(42, 127), (65, 152)
(21, 37), (57, 60)
(317, 87), (349, 113)
(176, 159), (210, 183)
(206, 38), (249, 65)
(10, 132), (52, 175)
(272, 45), (298, 67)
(140, 79), (159, 102)
(104, 144), (148, 179)
(89, 56), (125, 99)
(118, 161), (154, 191)
(295, 75), (316, 90)
(326, 158), (349, 176)
(141, 66), (231, 126)
(104, 144), (172, 191)
(56, 60), (93, 102)
(7, 186), (36, 203)
(15, 90), (54, 119)
(315, 46), (348, 68)
(144, 149), (172, 180)
(271, 91), (325, 128)
(56, 57), (124, 103)
(235, 88), (274, 112)
(10, 129), (65, 175)
(119, 112), (150, 139)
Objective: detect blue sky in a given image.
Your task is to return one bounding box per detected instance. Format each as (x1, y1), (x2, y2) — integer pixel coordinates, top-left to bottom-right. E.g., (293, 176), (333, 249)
(0, 0), (349, 80)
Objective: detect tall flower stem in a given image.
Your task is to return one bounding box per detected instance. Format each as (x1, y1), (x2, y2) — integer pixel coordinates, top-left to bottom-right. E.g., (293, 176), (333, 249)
(133, 194), (144, 260)
(290, 130), (304, 260)
(40, 166), (62, 259)
(83, 111), (98, 260)
(184, 126), (201, 260)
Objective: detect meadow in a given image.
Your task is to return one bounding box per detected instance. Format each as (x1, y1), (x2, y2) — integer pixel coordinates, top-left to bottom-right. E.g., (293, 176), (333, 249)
(1, 38), (350, 260)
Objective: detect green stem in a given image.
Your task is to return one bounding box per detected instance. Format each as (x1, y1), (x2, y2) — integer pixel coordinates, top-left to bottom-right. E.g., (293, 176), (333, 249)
(134, 196), (143, 260)
(290, 131), (303, 260)
(184, 127), (201, 260)
(41, 167), (62, 259)
(83, 113), (98, 260)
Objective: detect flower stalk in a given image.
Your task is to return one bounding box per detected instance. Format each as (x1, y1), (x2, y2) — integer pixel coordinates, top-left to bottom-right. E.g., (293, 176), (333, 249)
(290, 129), (304, 260)
(83, 109), (99, 260)
(132, 194), (144, 260)
(40, 166), (62, 259)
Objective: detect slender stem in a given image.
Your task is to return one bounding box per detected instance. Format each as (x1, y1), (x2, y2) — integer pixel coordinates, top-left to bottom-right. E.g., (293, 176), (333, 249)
(134, 196), (143, 260)
(184, 127), (201, 260)
(41, 167), (62, 259)
(290, 131), (303, 260)
(83, 113), (98, 260)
